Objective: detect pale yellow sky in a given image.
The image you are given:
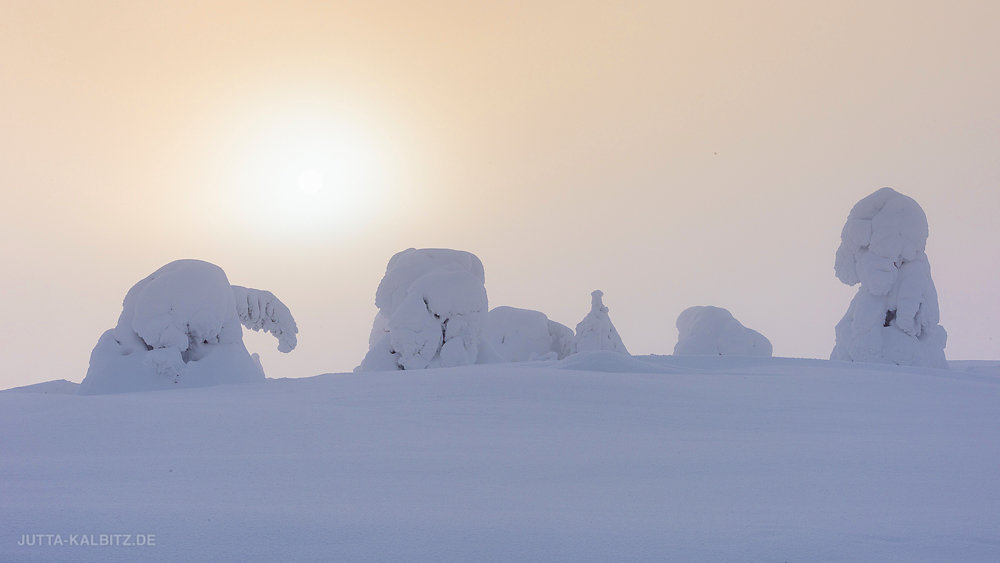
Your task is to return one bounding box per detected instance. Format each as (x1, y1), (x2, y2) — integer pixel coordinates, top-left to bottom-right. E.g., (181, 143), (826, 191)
(2, 1), (998, 387)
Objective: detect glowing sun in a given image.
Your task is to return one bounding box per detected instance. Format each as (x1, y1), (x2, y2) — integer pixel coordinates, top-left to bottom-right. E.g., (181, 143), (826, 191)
(297, 168), (324, 195)
(231, 107), (396, 235)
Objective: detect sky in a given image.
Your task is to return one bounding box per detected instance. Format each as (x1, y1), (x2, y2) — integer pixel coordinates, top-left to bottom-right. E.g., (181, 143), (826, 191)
(1, 1), (998, 388)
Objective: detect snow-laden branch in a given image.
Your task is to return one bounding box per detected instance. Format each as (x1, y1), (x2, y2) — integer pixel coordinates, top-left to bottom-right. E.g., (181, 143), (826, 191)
(231, 286), (298, 353)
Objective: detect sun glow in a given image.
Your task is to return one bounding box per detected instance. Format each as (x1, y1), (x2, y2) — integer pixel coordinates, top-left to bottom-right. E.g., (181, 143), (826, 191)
(297, 168), (324, 195)
(230, 107), (394, 236)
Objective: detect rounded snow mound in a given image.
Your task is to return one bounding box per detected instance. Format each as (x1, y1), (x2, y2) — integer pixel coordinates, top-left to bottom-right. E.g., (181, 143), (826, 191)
(674, 306), (772, 357)
(484, 306), (574, 362)
(81, 259), (297, 394)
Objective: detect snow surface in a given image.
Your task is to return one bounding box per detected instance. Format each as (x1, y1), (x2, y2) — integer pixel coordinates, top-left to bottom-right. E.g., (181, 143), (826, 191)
(484, 306), (574, 362)
(1, 379), (79, 394)
(357, 249), (493, 371)
(3, 357), (1000, 561)
(674, 305), (772, 357)
(572, 290), (629, 355)
(832, 188), (947, 368)
(81, 260), (297, 395)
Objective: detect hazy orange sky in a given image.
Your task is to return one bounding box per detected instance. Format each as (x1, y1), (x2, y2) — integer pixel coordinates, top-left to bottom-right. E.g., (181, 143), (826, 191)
(2, 1), (998, 388)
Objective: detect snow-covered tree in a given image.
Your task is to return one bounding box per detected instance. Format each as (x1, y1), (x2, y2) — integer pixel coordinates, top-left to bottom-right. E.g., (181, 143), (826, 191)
(831, 187), (947, 368)
(484, 306), (574, 362)
(356, 248), (495, 371)
(81, 259), (298, 394)
(674, 306), (772, 357)
(572, 290), (629, 355)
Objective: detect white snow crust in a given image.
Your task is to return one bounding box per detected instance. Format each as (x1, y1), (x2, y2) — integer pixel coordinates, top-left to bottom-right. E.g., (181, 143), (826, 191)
(357, 249), (491, 371)
(674, 305), (772, 357)
(484, 306), (574, 362)
(5, 358), (1000, 561)
(80, 260), (297, 394)
(831, 188), (947, 368)
(572, 290), (629, 355)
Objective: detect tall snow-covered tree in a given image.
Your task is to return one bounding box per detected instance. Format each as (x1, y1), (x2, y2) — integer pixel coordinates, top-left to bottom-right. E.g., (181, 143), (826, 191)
(831, 188), (947, 368)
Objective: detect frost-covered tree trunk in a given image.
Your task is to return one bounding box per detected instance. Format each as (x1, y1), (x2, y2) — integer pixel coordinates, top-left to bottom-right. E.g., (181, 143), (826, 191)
(831, 188), (947, 368)
(81, 260), (297, 394)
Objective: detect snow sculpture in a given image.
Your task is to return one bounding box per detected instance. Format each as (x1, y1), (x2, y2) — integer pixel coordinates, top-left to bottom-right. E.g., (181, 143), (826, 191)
(484, 306), (574, 362)
(81, 259), (298, 394)
(674, 306), (772, 357)
(572, 290), (629, 355)
(356, 248), (492, 371)
(831, 187), (947, 368)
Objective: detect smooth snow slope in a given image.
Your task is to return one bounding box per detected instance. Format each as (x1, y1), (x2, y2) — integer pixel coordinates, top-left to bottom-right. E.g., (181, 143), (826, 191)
(3, 358), (1000, 562)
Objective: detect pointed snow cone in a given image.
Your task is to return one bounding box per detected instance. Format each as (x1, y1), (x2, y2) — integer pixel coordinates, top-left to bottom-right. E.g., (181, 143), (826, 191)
(674, 306), (772, 357)
(356, 248), (493, 371)
(572, 290), (629, 355)
(831, 188), (947, 368)
(81, 259), (298, 394)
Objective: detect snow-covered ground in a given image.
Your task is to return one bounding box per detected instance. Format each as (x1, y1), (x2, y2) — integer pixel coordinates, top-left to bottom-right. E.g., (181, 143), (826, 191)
(3, 355), (1000, 561)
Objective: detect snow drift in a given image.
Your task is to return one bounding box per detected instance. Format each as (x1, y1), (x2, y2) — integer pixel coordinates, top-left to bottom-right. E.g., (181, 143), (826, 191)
(831, 188), (947, 368)
(572, 290), (629, 355)
(80, 259), (298, 394)
(357, 248), (494, 371)
(674, 306), (772, 357)
(484, 306), (574, 362)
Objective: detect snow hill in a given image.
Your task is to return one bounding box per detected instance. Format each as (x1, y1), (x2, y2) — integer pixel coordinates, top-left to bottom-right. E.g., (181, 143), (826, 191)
(3, 356), (1000, 561)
